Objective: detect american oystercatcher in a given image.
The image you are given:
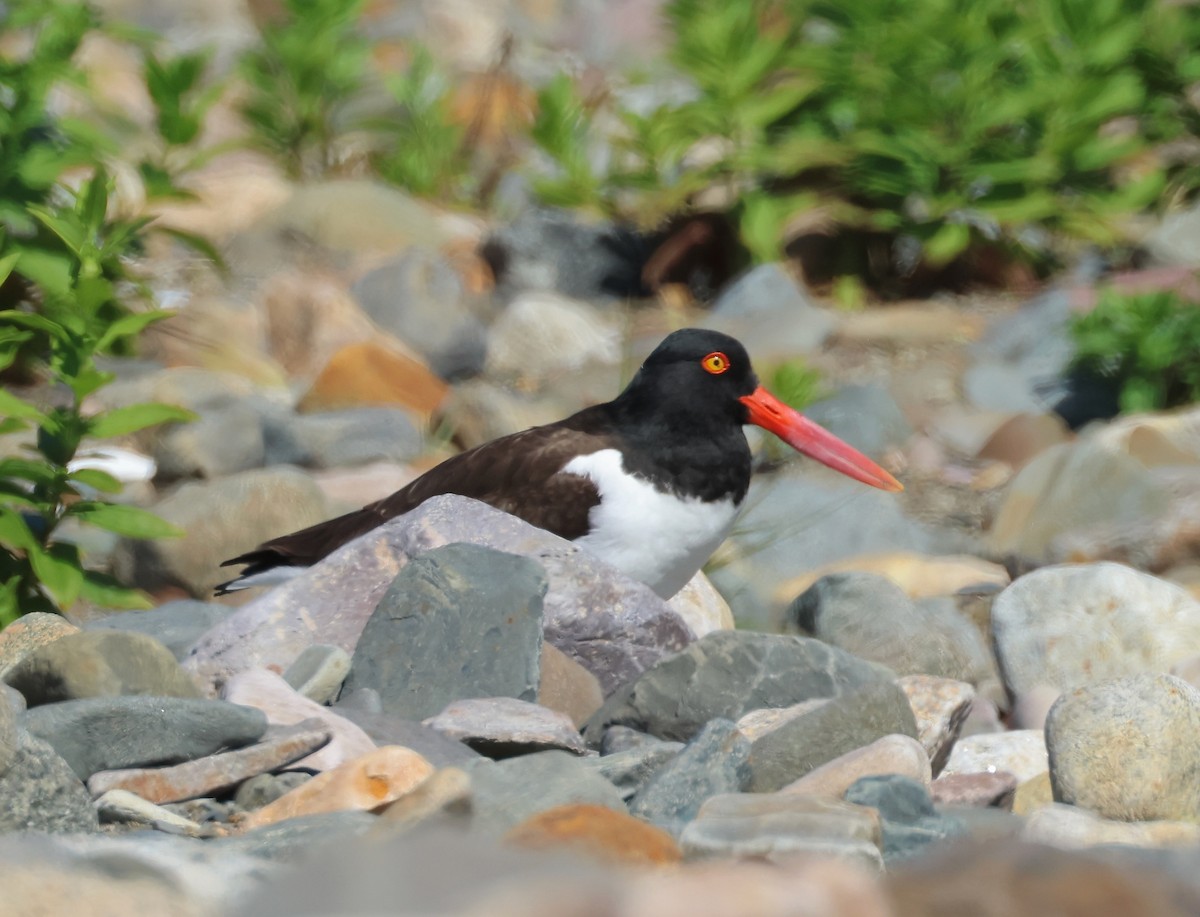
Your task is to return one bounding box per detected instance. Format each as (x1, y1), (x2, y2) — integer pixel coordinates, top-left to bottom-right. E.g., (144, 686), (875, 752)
(216, 328), (901, 598)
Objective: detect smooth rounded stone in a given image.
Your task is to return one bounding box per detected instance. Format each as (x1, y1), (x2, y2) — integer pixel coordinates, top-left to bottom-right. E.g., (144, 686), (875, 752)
(377, 766), (473, 830)
(262, 408), (424, 470)
(86, 720), (332, 804)
(467, 750), (627, 835)
(748, 680), (919, 793)
(24, 695), (268, 780)
(1012, 772), (1055, 816)
(438, 378), (575, 448)
(628, 719), (751, 836)
(282, 645), (351, 706)
(95, 789), (204, 832)
(788, 573), (997, 688)
(218, 810), (381, 862)
(111, 467), (328, 597)
(0, 732), (98, 833)
(235, 772), (313, 811)
(222, 669), (376, 772)
(942, 730), (1048, 784)
(486, 290), (621, 385)
(154, 401), (265, 481)
(991, 563), (1200, 696)
(667, 570), (735, 638)
(584, 741), (683, 801)
(0, 612), (79, 680)
(241, 745), (434, 829)
(1023, 803), (1200, 850)
(585, 630), (892, 744)
(897, 674), (976, 776)
(506, 803), (683, 867)
(5, 631), (201, 706)
(782, 734), (931, 798)
(342, 544), (546, 720)
(1011, 683), (1062, 730)
(701, 263), (836, 359)
(297, 340), (449, 417)
(329, 703), (483, 768)
(85, 601), (236, 662)
(679, 792), (883, 871)
(802, 383), (914, 458)
(187, 495), (694, 698)
(1046, 674), (1200, 822)
(352, 247), (487, 380)
(423, 697), (584, 758)
(538, 643), (603, 729)
(844, 775), (968, 863)
(930, 771), (1018, 810)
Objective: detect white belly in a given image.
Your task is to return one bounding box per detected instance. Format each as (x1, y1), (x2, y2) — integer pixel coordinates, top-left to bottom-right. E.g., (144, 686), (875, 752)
(561, 449), (740, 598)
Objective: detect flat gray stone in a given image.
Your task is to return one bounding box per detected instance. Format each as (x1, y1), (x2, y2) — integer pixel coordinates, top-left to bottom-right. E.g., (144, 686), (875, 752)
(262, 408), (423, 470)
(423, 697), (584, 757)
(234, 772), (313, 811)
(0, 732), (98, 833)
(86, 601), (237, 661)
(154, 401), (265, 481)
(585, 741), (682, 801)
(330, 703), (482, 768)
(845, 774), (968, 863)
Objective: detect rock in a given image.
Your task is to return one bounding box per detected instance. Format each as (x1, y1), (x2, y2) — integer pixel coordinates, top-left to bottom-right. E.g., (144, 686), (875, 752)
(667, 570), (735, 637)
(773, 553), (1009, 607)
(1011, 683), (1062, 731)
(1045, 674), (1200, 822)
(1145, 202), (1200, 267)
(930, 771), (1018, 809)
(701, 263), (836, 359)
(537, 644), (603, 728)
(86, 720), (332, 804)
(437, 378), (572, 448)
(781, 734), (931, 798)
(282, 645), (351, 705)
(679, 792), (883, 870)
(234, 772), (312, 811)
(505, 803), (683, 866)
(897, 675), (976, 776)
(468, 750), (627, 835)
(221, 670), (375, 772)
(154, 401), (265, 480)
(187, 495), (694, 697)
(736, 699), (829, 741)
(424, 697), (584, 757)
(585, 630), (892, 743)
(241, 745), (434, 829)
(310, 461), (419, 509)
(86, 601), (235, 662)
(351, 247), (487, 379)
(845, 774), (967, 863)
(112, 467), (328, 597)
(223, 811), (380, 860)
(5, 631), (201, 705)
(0, 732), (98, 833)
(1012, 771), (1055, 816)
(0, 612), (79, 680)
(1023, 803), (1200, 849)
(0, 677), (17, 778)
(599, 724), (665, 755)
(484, 290), (621, 386)
(788, 573), (997, 687)
(262, 408), (424, 470)
(342, 544), (547, 720)
(585, 741), (683, 801)
(95, 789), (205, 832)
(92, 366), (268, 417)
(747, 680), (919, 792)
(964, 361), (1047, 413)
(377, 766), (472, 830)
(977, 412), (1072, 470)
(628, 720), (751, 836)
(330, 703), (483, 768)
(992, 563), (1200, 696)
(297, 341), (450, 418)
(802, 384), (914, 458)
(942, 730), (1048, 784)
(24, 695), (268, 780)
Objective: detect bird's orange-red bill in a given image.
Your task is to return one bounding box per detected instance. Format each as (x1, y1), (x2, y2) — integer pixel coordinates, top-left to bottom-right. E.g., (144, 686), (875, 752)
(739, 385), (903, 492)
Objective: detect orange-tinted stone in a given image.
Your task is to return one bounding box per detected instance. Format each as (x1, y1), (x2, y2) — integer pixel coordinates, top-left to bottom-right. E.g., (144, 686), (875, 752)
(298, 341), (449, 418)
(504, 803), (682, 867)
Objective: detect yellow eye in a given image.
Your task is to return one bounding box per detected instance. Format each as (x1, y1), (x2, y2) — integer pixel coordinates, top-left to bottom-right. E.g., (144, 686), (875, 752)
(701, 351), (730, 375)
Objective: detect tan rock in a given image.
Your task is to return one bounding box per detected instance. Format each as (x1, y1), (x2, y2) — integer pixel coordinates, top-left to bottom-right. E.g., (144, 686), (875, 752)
(538, 644), (604, 728)
(773, 552), (1009, 608)
(298, 341), (449, 419)
(977, 412), (1072, 470)
(942, 729), (1048, 784)
(930, 771), (1017, 809)
(1012, 771), (1054, 816)
(836, 304), (987, 344)
(669, 571), (735, 637)
(505, 803), (682, 867)
(0, 613), (78, 680)
(735, 699), (829, 742)
(781, 734), (931, 797)
(152, 150), (291, 241)
(423, 697), (585, 755)
(1023, 803), (1200, 849)
(377, 766), (472, 829)
(0, 863), (206, 917)
(897, 674), (975, 776)
(241, 745), (434, 829)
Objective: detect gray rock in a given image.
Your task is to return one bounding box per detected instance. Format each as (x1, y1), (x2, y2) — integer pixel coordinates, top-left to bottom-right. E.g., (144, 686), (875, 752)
(599, 725), (664, 756)
(214, 811), (381, 862)
(5, 631), (201, 706)
(803, 383), (914, 458)
(1145, 203), (1200, 268)
(1046, 673), (1200, 822)
(262, 408), (423, 470)
(187, 495), (693, 696)
(585, 741), (682, 800)
(24, 696), (268, 780)
(352, 247), (487, 379)
(789, 573), (997, 687)
(897, 675), (976, 777)
(0, 676), (17, 777)
(467, 750), (626, 834)
(342, 543), (546, 719)
(992, 563), (1200, 696)
(0, 732), (98, 833)
(747, 680), (919, 792)
(628, 719), (750, 836)
(585, 630), (891, 743)
(283, 645), (351, 705)
(701, 263), (835, 358)
(234, 772), (312, 811)
(330, 704), (482, 768)
(86, 601), (236, 661)
(845, 774), (967, 863)
(154, 401), (265, 481)
(964, 361), (1046, 414)
(942, 730), (1048, 783)
(423, 697), (584, 757)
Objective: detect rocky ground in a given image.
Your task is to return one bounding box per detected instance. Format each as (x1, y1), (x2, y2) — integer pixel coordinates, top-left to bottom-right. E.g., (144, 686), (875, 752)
(6, 0), (1200, 914)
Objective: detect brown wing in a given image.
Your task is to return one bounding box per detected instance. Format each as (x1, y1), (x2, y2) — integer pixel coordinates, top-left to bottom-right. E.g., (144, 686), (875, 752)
(219, 418), (615, 577)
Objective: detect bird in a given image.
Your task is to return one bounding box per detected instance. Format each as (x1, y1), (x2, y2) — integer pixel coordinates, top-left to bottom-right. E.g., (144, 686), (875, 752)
(216, 328), (902, 599)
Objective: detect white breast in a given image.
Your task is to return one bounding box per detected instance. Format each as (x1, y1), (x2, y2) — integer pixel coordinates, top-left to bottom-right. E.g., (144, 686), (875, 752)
(561, 449), (740, 599)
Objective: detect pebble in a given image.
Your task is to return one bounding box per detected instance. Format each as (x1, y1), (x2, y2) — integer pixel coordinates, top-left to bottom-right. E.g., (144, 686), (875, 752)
(95, 789), (205, 832)
(1045, 674), (1200, 822)
(86, 601), (235, 661)
(897, 674), (976, 775)
(0, 732), (98, 834)
(930, 771), (1018, 809)
(154, 401), (265, 481)
(505, 803), (683, 867)
(844, 775), (967, 863)
(234, 771), (312, 811)
(1022, 803), (1200, 850)
(0, 612), (79, 680)
(537, 643), (604, 728)
(1011, 772), (1054, 816)
(666, 570), (736, 638)
(781, 734), (931, 797)
(424, 697), (585, 757)
(282, 644), (352, 705)
(941, 729), (1049, 784)
(585, 741), (682, 801)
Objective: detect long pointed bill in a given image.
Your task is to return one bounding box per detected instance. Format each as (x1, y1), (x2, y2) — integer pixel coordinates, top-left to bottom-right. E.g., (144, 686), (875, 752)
(740, 386), (904, 492)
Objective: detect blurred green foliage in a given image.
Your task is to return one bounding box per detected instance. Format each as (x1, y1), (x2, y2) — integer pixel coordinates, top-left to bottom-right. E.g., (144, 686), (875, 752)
(1069, 288), (1200, 413)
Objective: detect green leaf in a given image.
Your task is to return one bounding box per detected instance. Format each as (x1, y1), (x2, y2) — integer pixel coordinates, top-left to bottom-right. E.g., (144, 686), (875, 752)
(89, 403), (195, 439)
(78, 570), (153, 610)
(0, 389), (46, 423)
(0, 509), (40, 552)
(155, 227), (227, 273)
(0, 575), (22, 628)
(95, 310), (172, 352)
(28, 543), (84, 609)
(0, 251), (21, 287)
(0, 310), (69, 341)
(923, 222), (972, 267)
(66, 502), (183, 539)
(68, 468), (123, 494)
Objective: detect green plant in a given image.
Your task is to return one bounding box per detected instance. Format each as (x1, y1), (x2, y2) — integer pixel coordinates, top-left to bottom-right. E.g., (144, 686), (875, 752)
(139, 48), (226, 200)
(1069, 288), (1200, 413)
(528, 74), (609, 211)
(238, 0), (370, 178)
(766, 358), (826, 413)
